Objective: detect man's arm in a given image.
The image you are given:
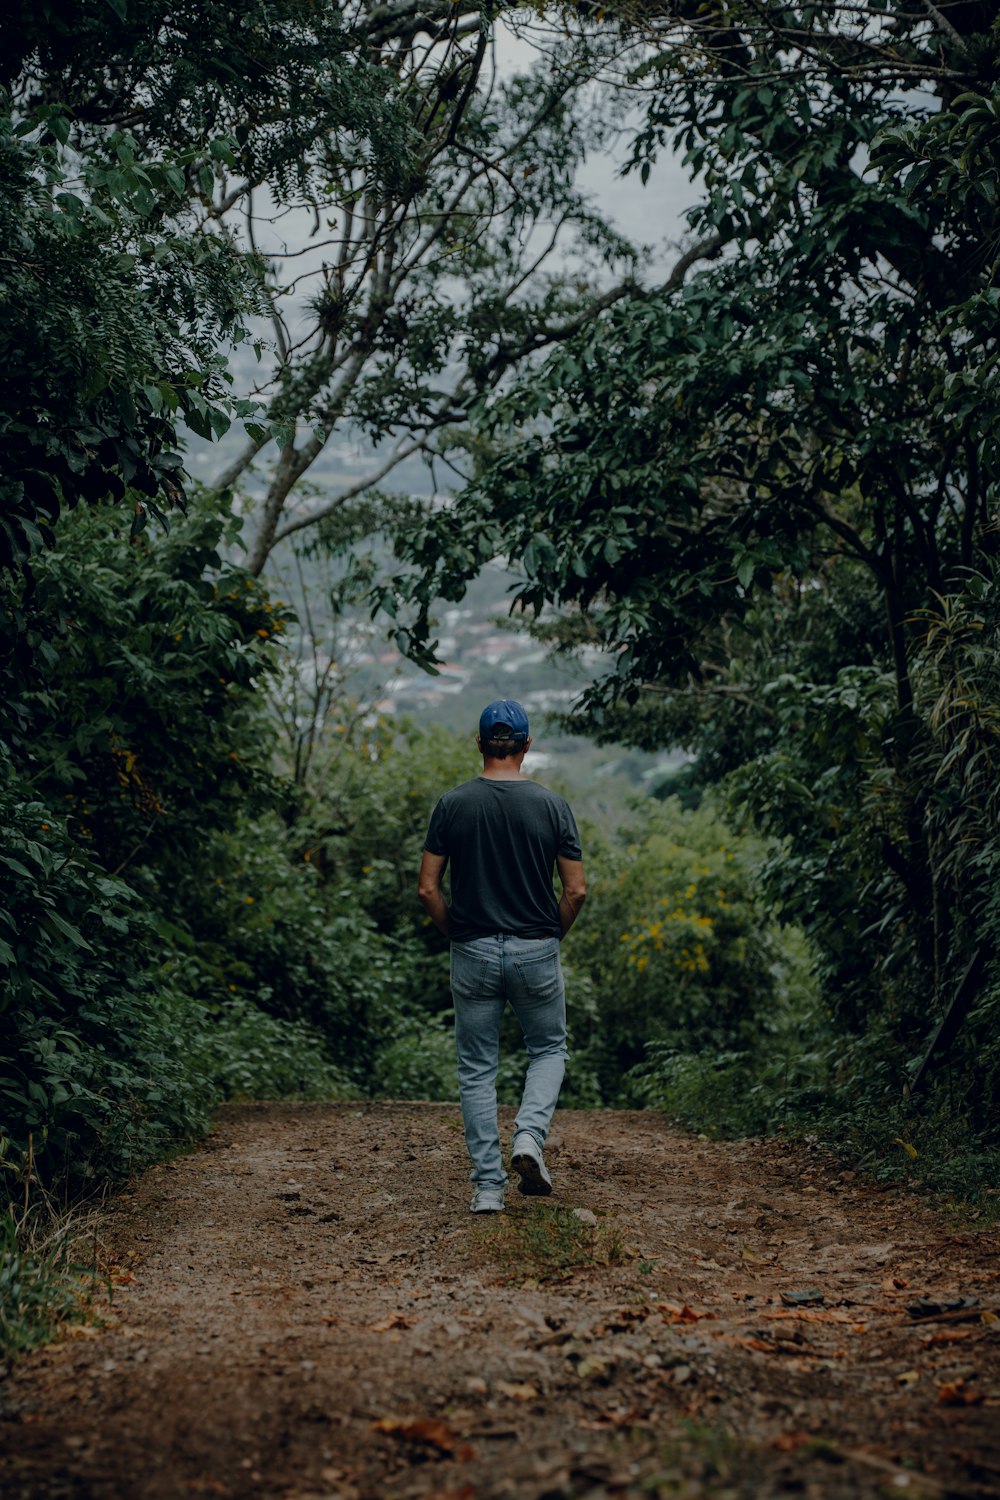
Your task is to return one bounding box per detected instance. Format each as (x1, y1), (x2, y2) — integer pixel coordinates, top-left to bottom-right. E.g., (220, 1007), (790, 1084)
(556, 855), (587, 938)
(418, 850), (450, 936)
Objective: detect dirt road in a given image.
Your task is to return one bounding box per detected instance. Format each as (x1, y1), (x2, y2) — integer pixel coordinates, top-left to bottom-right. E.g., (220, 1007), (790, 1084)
(2, 1101), (999, 1499)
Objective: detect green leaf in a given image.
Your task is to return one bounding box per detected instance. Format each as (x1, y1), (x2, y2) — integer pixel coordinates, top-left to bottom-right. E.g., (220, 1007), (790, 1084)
(41, 912), (94, 953)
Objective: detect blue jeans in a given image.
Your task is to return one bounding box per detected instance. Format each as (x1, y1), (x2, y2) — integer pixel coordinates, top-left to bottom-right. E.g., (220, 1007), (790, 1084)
(450, 934), (568, 1189)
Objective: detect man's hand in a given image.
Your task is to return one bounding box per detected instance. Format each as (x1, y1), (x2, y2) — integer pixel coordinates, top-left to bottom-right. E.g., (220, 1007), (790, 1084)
(556, 855), (587, 938)
(417, 850), (450, 936)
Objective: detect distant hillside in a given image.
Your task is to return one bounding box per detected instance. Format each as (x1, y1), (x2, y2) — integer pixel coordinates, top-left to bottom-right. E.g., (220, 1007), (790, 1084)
(184, 425), (683, 814)
(261, 538), (685, 820)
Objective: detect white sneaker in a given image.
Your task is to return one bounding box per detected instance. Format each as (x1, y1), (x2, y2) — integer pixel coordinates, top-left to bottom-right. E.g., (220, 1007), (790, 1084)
(511, 1132), (553, 1196)
(470, 1186), (505, 1213)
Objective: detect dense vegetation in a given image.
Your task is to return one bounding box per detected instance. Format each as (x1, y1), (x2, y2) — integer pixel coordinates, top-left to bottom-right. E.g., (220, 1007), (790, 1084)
(3, 0), (999, 1352)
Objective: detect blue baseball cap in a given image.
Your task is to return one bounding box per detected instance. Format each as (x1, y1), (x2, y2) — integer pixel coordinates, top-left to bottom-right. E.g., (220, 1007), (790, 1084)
(479, 699), (529, 742)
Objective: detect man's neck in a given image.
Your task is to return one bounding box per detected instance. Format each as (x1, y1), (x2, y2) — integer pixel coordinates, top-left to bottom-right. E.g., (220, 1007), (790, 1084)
(481, 756), (526, 781)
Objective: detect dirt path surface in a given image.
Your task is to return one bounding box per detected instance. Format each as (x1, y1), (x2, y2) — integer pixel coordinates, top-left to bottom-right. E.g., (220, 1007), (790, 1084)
(2, 1102), (999, 1500)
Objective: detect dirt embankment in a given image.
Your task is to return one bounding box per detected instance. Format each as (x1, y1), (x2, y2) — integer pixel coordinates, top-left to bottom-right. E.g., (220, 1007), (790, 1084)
(2, 1101), (999, 1499)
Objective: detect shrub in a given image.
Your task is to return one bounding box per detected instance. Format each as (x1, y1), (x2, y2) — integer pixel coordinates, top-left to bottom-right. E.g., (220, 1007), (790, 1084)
(0, 768), (216, 1185)
(189, 996), (353, 1102)
(370, 1015), (458, 1101)
(567, 798), (785, 1099)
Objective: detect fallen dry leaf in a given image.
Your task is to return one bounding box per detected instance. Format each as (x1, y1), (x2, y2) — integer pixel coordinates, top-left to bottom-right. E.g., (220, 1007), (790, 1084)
(657, 1302), (707, 1324)
(579, 1408), (650, 1431)
(370, 1416), (475, 1460)
(938, 1379), (985, 1407)
(923, 1328), (972, 1347)
(770, 1432), (815, 1453)
(765, 1308), (853, 1325)
(496, 1380), (539, 1400)
(370, 1312), (416, 1332)
(737, 1337), (781, 1354)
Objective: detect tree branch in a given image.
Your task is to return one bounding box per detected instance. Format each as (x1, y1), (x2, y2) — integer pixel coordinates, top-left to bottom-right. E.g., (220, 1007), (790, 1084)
(271, 437), (428, 547)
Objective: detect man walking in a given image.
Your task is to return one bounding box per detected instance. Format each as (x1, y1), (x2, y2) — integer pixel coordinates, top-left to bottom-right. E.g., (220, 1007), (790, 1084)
(418, 700), (587, 1213)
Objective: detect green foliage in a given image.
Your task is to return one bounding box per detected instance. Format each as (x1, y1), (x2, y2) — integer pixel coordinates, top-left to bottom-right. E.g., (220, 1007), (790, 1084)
(369, 1017), (458, 1102)
(565, 800), (788, 1100)
(3, 0), (412, 194)
(188, 998), (353, 1104)
(0, 106), (262, 569)
(188, 8), (643, 575)
(164, 810), (397, 1083)
(0, 498), (359, 1189)
(297, 715), (480, 939)
(2, 498), (281, 874)
(0, 770), (216, 1183)
(285, 716), (483, 1092)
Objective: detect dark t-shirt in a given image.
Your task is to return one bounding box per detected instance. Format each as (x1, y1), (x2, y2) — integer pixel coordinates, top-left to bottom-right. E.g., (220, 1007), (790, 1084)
(424, 776), (583, 941)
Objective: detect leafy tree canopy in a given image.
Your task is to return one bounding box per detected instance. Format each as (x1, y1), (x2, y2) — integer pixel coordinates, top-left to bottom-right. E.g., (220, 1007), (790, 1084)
(0, 0), (414, 571)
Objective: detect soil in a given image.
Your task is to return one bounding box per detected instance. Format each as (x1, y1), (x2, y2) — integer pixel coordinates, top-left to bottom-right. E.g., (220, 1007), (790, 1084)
(2, 1101), (999, 1500)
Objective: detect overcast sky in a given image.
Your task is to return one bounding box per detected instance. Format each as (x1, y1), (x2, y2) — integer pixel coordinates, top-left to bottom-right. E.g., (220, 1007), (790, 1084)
(495, 20), (696, 272)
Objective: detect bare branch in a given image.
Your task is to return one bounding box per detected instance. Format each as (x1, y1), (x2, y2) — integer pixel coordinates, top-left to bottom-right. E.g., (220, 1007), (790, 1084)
(658, 230), (730, 293)
(271, 437), (429, 547)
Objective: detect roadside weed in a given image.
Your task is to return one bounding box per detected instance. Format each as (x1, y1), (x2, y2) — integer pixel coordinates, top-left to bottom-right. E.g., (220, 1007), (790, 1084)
(474, 1203), (631, 1281)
